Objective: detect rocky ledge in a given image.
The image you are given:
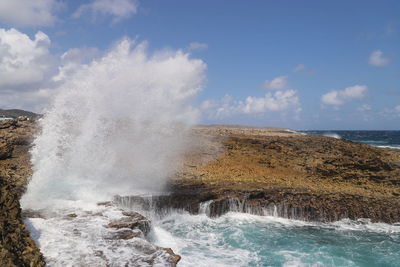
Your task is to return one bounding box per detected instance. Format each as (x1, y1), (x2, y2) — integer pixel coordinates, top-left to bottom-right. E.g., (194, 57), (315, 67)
(116, 125), (400, 223)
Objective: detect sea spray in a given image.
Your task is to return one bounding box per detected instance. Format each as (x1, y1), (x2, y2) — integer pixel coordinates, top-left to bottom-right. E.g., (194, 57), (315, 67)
(21, 39), (206, 209)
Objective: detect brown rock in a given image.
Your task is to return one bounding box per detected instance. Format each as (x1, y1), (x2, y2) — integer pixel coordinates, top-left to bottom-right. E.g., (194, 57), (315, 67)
(108, 212), (151, 236)
(163, 248), (181, 266)
(0, 142), (13, 160)
(0, 176), (45, 267)
(106, 229), (142, 240)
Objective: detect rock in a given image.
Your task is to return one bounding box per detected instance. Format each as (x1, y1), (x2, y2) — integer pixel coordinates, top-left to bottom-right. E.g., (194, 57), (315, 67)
(107, 229), (143, 240)
(163, 248), (181, 266)
(97, 201), (113, 206)
(0, 119), (17, 130)
(17, 116), (28, 121)
(106, 229), (142, 240)
(0, 176), (45, 266)
(0, 142), (13, 160)
(21, 209), (44, 219)
(108, 212), (151, 236)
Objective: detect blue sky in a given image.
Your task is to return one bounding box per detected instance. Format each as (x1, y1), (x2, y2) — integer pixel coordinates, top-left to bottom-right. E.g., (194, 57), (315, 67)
(0, 0), (399, 129)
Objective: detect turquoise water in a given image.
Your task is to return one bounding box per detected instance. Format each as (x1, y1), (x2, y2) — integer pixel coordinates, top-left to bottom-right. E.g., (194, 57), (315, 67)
(152, 212), (400, 267)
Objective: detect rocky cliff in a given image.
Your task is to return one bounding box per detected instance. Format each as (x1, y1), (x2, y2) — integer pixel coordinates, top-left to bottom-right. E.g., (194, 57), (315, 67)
(0, 118), (45, 266)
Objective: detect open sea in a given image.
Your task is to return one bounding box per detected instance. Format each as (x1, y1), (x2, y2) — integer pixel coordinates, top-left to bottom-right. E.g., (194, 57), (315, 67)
(297, 130), (400, 150)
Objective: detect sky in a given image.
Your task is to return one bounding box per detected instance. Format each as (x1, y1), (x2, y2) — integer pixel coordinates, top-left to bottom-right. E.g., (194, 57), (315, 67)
(0, 0), (399, 130)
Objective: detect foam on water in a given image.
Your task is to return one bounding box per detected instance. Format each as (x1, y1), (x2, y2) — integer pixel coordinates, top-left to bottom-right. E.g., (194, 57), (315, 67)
(151, 211), (400, 267)
(322, 132), (341, 139)
(25, 204), (174, 267)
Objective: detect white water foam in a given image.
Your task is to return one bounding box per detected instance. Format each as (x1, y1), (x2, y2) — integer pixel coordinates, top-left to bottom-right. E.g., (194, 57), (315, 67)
(25, 203), (174, 267)
(151, 211), (400, 267)
(322, 132), (341, 139)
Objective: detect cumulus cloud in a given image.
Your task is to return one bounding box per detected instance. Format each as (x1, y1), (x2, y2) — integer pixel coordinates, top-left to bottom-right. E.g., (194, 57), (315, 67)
(0, 28), (56, 88)
(369, 50), (390, 67)
(0, 0), (61, 27)
(203, 75), (301, 119)
(202, 90), (301, 119)
(321, 85), (367, 106)
(240, 90), (301, 114)
(0, 28), (59, 111)
(188, 42), (208, 51)
(73, 0), (139, 23)
(263, 75), (288, 90)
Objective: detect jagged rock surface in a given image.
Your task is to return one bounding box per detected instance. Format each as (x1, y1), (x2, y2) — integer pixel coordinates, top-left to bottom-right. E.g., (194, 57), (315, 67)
(0, 119), (43, 266)
(0, 176), (45, 266)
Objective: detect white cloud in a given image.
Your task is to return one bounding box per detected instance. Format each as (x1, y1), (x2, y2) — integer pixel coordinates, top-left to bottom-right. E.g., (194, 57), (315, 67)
(321, 85), (367, 106)
(0, 0), (61, 27)
(188, 42), (208, 51)
(0, 28), (56, 88)
(241, 90), (301, 114)
(293, 64), (306, 72)
(73, 0), (139, 23)
(203, 90), (301, 119)
(369, 50), (390, 67)
(395, 105), (400, 112)
(263, 75), (288, 90)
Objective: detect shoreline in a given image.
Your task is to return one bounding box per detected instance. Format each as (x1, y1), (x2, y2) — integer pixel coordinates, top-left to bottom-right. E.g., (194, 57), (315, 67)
(1, 119), (400, 265)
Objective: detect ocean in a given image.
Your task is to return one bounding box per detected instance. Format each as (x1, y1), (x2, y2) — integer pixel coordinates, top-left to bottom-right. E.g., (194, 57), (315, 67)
(152, 212), (400, 267)
(297, 130), (400, 150)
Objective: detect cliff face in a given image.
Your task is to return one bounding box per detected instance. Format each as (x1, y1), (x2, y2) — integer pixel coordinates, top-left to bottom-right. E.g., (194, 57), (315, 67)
(0, 119), (45, 266)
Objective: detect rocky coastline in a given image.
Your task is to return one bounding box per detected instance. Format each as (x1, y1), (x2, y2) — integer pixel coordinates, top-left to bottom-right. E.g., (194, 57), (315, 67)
(0, 118), (45, 266)
(1, 119), (400, 265)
